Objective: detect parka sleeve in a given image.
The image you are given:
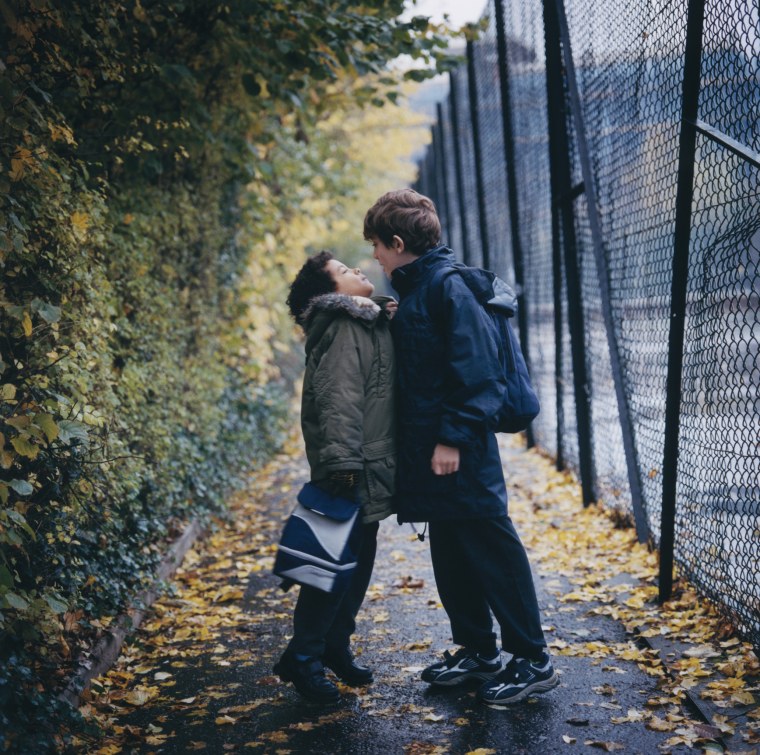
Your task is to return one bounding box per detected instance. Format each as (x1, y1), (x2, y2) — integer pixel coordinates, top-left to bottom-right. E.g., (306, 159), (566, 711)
(437, 276), (507, 448)
(310, 319), (367, 471)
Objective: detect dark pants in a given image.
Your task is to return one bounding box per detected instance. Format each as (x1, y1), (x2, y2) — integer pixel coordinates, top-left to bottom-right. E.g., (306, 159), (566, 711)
(428, 515), (546, 659)
(286, 520), (379, 659)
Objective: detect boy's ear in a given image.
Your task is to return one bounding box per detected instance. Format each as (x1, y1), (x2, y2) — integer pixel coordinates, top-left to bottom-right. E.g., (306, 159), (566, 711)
(392, 235), (405, 253)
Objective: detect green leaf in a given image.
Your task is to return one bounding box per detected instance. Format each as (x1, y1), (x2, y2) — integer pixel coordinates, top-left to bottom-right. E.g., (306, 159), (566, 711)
(0, 565), (13, 589)
(34, 413), (59, 443)
(57, 420), (89, 445)
(31, 298), (62, 324)
(8, 479), (33, 496)
(44, 594), (69, 614)
(10, 436), (38, 460)
(6, 509), (35, 538)
(3, 591), (30, 611)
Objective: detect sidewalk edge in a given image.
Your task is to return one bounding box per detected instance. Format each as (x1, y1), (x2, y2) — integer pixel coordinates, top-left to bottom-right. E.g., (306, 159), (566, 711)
(59, 518), (205, 708)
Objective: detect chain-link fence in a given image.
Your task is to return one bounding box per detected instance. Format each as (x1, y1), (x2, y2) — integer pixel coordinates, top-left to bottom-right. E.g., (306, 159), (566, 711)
(414, 0), (760, 647)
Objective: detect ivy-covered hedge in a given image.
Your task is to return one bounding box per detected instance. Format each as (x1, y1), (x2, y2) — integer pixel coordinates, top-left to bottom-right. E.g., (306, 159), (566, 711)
(0, 1), (447, 749)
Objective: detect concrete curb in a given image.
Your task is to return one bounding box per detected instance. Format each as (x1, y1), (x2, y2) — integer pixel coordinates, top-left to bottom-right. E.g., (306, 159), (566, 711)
(59, 519), (204, 708)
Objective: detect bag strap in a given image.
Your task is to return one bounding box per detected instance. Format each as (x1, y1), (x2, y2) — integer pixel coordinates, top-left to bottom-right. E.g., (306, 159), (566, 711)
(426, 264), (461, 324)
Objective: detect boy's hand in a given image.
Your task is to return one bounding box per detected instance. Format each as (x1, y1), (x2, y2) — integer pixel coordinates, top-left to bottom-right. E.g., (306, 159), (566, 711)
(385, 300), (398, 319)
(431, 443), (460, 475)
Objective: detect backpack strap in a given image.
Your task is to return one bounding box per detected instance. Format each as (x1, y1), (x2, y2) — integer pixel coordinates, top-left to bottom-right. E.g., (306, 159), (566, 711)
(427, 263), (496, 319)
(426, 264), (461, 324)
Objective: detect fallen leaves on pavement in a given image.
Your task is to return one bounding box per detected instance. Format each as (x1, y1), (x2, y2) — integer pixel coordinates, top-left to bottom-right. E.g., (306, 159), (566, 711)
(73, 431), (759, 753)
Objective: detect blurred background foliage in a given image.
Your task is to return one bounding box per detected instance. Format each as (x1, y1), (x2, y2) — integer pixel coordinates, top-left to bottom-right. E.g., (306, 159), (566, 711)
(0, 0), (446, 747)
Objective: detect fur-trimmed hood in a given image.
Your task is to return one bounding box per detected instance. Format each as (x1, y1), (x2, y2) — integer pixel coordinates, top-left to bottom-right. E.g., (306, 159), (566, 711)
(302, 292), (394, 360)
(301, 293), (383, 328)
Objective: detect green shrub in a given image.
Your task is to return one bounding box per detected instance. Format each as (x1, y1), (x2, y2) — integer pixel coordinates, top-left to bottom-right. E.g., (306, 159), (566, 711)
(0, 1), (448, 748)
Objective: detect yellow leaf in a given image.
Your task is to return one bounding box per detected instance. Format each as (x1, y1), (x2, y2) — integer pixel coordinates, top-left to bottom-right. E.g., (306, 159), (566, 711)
(584, 741), (624, 752)
(11, 436), (39, 460)
(34, 413), (58, 443)
(215, 715), (237, 726)
(22, 312), (33, 337)
(71, 211), (90, 235)
(124, 686), (159, 706)
(48, 123), (76, 145)
(730, 691), (756, 705)
(647, 717), (677, 732)
(10, 148), (34, 181)
(424, 713), (445, 722)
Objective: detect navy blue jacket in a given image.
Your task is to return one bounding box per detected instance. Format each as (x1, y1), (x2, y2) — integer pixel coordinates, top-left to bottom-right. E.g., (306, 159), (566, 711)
(390, 246), (509, 522)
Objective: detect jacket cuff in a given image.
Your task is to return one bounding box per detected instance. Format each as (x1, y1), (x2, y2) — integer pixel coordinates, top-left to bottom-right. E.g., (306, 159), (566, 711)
(324, 460), (363, 472)
(437, 418), (479, 448)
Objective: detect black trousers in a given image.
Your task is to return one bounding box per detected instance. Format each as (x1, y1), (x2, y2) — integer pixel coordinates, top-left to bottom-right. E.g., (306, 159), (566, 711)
(286, 520), (379, 659)
(428, 515), (546, 659)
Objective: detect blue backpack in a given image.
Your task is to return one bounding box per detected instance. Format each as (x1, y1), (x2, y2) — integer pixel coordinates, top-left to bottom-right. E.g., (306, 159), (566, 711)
(429, 264), (540, 433)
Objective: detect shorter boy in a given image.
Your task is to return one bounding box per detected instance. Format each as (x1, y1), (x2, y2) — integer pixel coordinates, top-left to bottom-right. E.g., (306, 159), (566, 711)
(274, 251), (397, 704)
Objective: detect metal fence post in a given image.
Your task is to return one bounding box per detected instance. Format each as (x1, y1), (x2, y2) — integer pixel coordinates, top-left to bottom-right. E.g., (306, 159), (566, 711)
(448, 76), (471, 265)
(659, 0), (706, 602)
(466, 38), (491, 270)
(425, 133), (438, 210)
(548, 0), (648, 539)
(434, 104), (454, 246)
(543, 0), (597, 506)
(494, 0), (536, 449)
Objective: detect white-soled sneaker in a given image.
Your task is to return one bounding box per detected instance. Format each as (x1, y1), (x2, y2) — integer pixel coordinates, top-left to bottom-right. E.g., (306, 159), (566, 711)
(478, 652), (559, 706)
(421, 648), (505, 686)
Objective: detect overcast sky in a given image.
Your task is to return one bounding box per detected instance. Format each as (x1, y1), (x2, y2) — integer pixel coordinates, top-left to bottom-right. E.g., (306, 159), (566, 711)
(403, 0), (487, 27)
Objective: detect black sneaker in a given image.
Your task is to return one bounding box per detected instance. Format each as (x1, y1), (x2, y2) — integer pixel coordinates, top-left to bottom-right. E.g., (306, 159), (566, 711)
(273, 654), (341, 704)
(323, 648), (373, 687)
(421, 648), (505, 686)
(478, 652), (559, 706)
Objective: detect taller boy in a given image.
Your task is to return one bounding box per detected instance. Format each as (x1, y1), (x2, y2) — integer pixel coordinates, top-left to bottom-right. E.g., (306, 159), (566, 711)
(364, 189), (558, 706)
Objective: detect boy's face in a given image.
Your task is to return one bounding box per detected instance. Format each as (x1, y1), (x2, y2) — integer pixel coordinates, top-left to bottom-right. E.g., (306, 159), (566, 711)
(370, 235), (413, 278)
(326, 259), (375, 297)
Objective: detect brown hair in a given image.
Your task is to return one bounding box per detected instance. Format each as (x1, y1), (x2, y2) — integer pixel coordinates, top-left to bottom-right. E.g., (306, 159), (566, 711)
(363, 189), (441, 256)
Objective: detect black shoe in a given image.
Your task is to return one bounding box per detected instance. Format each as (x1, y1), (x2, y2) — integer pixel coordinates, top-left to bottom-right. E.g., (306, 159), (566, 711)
(323, 648), (374, 686)
(273, 654), (341, 704)
(478, 652), (559, 706)
(421, 647), (505, 686)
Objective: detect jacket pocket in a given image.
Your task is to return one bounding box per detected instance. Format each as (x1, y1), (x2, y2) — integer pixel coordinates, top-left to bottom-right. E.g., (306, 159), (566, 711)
(362, 437), (396, 501)
(398, 430), (459, 496)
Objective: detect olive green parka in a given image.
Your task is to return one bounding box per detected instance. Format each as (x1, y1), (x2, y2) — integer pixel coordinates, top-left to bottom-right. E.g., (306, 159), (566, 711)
(299, 293), (397, 523)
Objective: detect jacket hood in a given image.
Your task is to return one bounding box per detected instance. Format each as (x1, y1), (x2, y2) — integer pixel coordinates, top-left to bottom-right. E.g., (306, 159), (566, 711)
(301, 293), (382, 329)
(302, 293), (392, 353)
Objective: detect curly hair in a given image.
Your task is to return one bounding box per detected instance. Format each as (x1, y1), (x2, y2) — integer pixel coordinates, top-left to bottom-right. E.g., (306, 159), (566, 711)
(363, 188), (441, 256)
(286, 250), (336, 325)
